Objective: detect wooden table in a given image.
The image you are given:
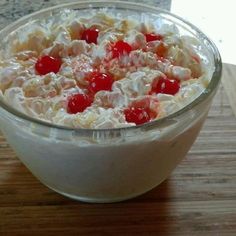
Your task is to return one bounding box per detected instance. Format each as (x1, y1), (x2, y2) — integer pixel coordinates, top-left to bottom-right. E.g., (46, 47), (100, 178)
(0, 63), (236, 235)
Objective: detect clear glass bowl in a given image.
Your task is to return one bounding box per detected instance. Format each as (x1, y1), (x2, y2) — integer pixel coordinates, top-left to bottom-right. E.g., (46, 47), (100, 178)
(0, 1), (222, 203)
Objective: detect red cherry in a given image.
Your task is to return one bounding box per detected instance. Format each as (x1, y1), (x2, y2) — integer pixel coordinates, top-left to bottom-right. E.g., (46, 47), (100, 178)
(130, 97), (159, 119)
(35, 56), (61, 75)
(150, 77), (180, 95)
(124, 107), (151, 125)
(145, 33), (163, 42)
(67, 93), (93, 114)
(87, 72), (114, 94)
(81, 28), (99, 44)
(111, 40), (132, 58)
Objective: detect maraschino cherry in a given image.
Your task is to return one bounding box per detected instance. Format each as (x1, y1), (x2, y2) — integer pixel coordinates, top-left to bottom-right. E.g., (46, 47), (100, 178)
(35, 55), (61, 75)
(81, 28), (99, 44)
(87, 72), (114, 94)
(150, 77), (180, 95)
(67, 93), (93, 114)
(124, 107), (151, 125)
(145, 33), (163, 42)
(111, 40), (132, 58)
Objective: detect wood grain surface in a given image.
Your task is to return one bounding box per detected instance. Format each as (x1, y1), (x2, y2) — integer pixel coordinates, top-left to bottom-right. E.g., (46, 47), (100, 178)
(222, 63), (236, 118)
(0, 64), (236, 236)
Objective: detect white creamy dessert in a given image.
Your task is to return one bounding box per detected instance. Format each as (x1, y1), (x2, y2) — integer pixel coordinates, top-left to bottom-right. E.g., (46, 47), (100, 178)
(0, 5), (219, 203)
(0, 9), (212, 129)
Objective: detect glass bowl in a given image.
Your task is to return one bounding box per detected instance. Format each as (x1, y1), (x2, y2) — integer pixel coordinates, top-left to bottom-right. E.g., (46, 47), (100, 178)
(0, 1), (222, 203)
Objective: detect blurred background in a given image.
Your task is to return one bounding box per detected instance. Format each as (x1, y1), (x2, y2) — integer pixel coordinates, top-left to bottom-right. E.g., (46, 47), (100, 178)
(0, 0), (233, 64)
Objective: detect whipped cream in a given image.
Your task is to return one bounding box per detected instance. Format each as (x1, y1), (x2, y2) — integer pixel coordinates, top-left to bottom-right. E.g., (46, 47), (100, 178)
(0, 9), (212, 129)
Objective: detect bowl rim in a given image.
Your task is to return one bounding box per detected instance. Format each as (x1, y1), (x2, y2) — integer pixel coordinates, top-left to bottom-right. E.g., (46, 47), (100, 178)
(0, 0), (222, 133)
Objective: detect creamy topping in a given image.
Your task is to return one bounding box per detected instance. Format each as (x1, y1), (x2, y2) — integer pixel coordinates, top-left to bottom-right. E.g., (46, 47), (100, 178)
(0, 9), (212, 129)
